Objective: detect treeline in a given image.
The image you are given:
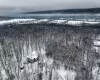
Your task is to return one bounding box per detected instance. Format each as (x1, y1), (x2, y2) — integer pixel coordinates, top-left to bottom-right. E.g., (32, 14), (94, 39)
(24, 8), (100, 14)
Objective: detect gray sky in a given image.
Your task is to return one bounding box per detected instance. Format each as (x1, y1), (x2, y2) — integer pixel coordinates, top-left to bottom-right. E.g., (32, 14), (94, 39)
(0, 0), (100, 14)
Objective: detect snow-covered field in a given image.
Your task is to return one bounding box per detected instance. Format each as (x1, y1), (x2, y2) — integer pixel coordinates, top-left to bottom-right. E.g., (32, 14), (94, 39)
(0, 19), (100, 26)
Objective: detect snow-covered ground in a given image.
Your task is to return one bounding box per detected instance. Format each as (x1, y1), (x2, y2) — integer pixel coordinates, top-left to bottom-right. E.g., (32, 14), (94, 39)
(56, 66), (76, 80)
(0, 19), (35, 25)
(0, 19), (100, 26)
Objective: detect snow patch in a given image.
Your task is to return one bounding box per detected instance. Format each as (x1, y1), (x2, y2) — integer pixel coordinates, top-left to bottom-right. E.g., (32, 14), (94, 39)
(85, 21), (100, 24)
(26, 50), (38, 59)
(94, 40), (100, 46)
(67, 21), (83, 26)
(56, 66), (76, 80)
(92, 67), (100, 80)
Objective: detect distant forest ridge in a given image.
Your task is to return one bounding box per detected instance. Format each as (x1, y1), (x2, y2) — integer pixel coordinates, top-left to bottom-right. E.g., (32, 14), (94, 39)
(24, 8), (100, 14)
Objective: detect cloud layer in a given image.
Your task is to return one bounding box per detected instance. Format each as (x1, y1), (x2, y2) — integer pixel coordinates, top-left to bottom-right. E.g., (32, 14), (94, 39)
(0, 0), (100, 13)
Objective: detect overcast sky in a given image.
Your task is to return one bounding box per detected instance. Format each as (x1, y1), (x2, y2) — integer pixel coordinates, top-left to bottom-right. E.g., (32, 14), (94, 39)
(0, 0), (100, 14)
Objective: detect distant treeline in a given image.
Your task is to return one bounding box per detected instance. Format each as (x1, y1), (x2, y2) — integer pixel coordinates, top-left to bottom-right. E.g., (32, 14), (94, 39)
(24, 8), (100, 14)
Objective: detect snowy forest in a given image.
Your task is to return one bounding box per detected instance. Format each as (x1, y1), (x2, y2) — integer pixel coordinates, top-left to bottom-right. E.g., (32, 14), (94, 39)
(0, 23), (100, 80)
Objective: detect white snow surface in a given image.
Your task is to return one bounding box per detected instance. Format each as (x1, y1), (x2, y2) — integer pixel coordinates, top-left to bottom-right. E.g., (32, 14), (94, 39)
(56, 66), (76, 80)
(94, 40), (100, 46)
(0, 19), (100, 26)
(0, 19), (35, 25)
(92, 67), (100, 80)
(27, 50), (38, 59)
(67, 21), (83, 26)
